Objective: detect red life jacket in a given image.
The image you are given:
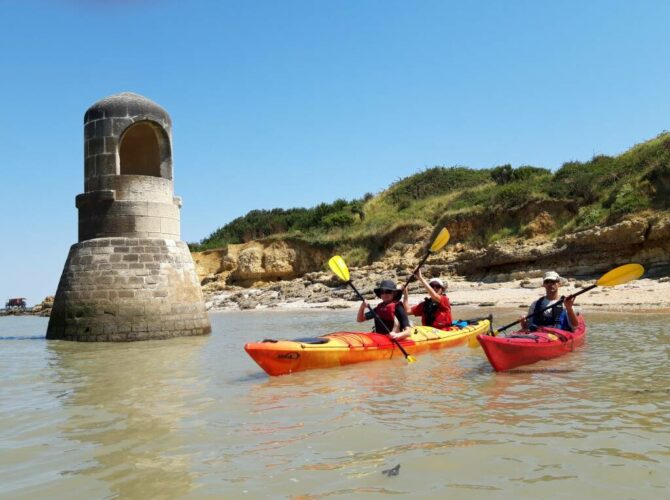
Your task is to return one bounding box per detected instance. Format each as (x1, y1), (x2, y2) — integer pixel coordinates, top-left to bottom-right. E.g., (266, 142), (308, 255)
(431, 307), (452, 330)
(373, 301), (397, 333)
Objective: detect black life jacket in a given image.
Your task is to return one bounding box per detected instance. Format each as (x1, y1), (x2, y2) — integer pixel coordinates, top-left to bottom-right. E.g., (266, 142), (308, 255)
(423, 297), (438, 326)
(530, 296), (564, 330)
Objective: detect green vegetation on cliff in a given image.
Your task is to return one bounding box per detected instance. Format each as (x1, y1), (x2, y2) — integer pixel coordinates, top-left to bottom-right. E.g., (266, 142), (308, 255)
(191, 132), (670, 262)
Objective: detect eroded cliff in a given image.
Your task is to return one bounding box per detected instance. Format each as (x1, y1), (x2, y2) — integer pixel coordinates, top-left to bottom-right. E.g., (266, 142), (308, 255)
(193, 211), (670, 295)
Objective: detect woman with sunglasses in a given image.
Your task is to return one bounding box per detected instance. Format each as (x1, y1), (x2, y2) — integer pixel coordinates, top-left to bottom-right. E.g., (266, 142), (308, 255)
(402, 269), (453, 330)
(356, 279), (412, 340)
(520, 271), (578, 331)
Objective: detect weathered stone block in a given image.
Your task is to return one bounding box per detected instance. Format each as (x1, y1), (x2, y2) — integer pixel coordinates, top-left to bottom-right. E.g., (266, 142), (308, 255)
(103, 323), (118, 334)
(160, 218), (180, 236)
(132, 322), (148, 332)
(135, 216), (162, 233)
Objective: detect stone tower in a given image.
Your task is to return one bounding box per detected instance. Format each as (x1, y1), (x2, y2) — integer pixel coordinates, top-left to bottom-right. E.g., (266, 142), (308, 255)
(47, 92), (211, 341)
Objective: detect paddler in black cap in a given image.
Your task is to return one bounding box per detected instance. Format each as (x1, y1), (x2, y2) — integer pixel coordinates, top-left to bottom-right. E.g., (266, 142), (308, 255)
(356, 279), (411, 340)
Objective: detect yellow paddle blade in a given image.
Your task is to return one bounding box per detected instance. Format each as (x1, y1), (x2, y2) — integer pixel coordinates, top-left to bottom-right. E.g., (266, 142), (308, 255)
(429, 227), (450, 252)
(328, 255), (350, 282)
(406, 355), (417, 363)
(596, 263), (644, 287)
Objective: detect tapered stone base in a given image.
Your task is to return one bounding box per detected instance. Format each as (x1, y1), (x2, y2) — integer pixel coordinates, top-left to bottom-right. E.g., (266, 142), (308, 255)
(47, 237), (211, 341)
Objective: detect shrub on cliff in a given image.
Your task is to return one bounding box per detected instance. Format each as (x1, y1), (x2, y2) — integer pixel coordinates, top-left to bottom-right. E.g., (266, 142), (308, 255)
(489, 183), (536, 211)
(490, 164), (549, 185)
(192, 198), (365, 250)
(490, 164), (514, 185)
(605, 182), (651, 220)
(575, 205), (607, 228)
(386, 166), (491, 208)
(321, 211), (356, 228)
(646, 163), (670, 208)
(549, 156), (616, 203)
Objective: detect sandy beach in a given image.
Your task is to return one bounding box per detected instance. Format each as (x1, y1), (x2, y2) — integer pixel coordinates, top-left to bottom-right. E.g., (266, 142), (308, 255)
(206, 277), (670, 314)
(443, 277), (670, 313)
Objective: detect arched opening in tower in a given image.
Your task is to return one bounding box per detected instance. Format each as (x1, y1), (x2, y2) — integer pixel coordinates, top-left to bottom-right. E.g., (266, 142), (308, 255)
(119, 121), (162, 177)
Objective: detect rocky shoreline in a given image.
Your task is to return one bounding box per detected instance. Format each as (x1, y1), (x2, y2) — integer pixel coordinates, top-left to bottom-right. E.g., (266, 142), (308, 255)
(7, 244), (670, 319)
(4, 276), (668, 319)
(193, 213), (670, 315)
(203, 272), (670, 314)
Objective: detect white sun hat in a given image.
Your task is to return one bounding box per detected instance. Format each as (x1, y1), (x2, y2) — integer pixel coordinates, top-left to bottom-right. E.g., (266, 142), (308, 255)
(543, 271), (562, 282)
(429, 278), (445, 288)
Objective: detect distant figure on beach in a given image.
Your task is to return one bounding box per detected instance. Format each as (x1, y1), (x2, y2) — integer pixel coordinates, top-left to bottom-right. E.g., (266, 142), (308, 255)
(402, 269), (453, 330)
(357, 279), (411, 340)
(520, 271), (578, 331)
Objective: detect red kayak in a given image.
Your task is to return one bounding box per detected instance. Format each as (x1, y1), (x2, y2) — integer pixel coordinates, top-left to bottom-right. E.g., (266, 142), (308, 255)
(477, 316), (586, 371)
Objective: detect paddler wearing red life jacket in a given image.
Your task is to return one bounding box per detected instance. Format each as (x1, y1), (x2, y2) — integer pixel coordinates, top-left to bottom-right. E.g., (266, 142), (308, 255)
(402, 269), (453, 330)
(356, 279), (412, 340)
(520, 271), (579, 332)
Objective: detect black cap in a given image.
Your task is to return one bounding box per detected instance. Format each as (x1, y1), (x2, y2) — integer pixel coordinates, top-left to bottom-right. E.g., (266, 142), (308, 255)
(374, 279), (402, 300)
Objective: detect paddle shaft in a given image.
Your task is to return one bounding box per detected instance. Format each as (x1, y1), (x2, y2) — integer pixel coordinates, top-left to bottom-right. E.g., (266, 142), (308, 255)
(497, 284), (596, 333)
(402, 252), (432, 291)
(347, 281), (413, 360)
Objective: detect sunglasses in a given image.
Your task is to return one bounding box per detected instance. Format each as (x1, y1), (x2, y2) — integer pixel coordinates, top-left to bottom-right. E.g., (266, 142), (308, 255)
(543, 279), (558, 285)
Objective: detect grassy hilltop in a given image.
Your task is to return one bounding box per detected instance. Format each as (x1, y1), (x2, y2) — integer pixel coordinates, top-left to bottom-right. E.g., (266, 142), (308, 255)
(191, 132), (670, 264)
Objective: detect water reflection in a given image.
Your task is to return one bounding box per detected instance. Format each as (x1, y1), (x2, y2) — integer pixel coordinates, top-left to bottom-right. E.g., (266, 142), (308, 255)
(47, 337), (209, 498)
(2, 309), (668, 497)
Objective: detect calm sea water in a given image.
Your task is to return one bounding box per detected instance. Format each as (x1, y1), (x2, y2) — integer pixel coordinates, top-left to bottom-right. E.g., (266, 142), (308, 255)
(1, 308), (668, 499)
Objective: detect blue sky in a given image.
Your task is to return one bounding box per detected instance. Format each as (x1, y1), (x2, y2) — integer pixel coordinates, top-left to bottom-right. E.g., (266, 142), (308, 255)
(1, 0), (669, 305)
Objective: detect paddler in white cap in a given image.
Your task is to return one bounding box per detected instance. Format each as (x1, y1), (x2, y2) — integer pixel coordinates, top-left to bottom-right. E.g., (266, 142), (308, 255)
(520, 270), (578, 331)
(402, 269), (453, 330)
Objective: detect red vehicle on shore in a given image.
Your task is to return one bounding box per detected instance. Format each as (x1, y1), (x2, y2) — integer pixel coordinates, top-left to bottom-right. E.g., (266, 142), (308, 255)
(5, 298), (27, 311)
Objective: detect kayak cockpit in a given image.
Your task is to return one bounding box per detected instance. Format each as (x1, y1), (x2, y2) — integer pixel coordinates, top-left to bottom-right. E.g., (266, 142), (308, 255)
(261, 337), (331, 345)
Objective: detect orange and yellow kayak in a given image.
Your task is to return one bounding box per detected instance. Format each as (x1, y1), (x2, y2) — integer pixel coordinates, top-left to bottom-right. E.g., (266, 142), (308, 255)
(244, 318), (491, 376)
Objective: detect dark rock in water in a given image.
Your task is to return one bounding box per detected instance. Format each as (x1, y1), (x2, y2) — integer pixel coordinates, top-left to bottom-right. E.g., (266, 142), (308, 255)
(382, 464), (400, 477)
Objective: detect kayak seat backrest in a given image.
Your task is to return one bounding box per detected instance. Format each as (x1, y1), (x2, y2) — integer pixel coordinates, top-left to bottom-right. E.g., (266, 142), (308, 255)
(461, 315), (493, 325)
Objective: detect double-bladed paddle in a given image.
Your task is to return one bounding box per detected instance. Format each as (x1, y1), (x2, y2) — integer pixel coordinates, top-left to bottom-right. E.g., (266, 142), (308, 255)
(402, 227), (450, 291)
(328, 255), (417, 363)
